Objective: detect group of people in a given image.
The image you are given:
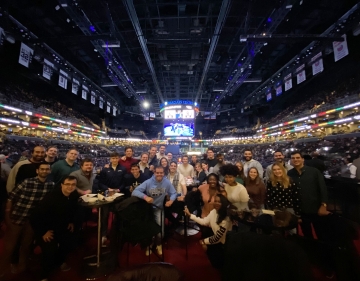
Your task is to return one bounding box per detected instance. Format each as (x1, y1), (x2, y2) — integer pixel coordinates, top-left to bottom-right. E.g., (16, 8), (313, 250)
(0, 143), (331, 279)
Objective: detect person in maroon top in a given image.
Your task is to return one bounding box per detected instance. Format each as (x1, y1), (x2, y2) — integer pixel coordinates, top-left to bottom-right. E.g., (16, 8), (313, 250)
(119, 147), (139, 173)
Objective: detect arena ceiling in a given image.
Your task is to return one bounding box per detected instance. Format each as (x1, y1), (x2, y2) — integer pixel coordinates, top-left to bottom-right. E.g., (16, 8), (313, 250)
(1, 0), (360, 118)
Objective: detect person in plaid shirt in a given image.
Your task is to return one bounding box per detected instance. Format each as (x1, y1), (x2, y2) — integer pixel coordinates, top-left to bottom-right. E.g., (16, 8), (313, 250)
(0, 163), (54, 277)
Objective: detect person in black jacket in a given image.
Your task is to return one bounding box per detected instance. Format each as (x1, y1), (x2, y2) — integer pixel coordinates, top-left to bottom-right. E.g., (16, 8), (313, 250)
(98, 152), (127, 245)
(123, 164), (148, 197)
(29, 176), (79, 280)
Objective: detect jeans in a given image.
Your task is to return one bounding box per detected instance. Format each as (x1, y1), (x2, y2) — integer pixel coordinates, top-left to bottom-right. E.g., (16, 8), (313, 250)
(0, 220), (34, 273)
(153, 208), (164, 245)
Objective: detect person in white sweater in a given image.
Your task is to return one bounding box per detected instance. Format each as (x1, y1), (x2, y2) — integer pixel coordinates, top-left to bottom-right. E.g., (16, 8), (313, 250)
(184, 194), (235, 268)
(219, 164), (250, 210)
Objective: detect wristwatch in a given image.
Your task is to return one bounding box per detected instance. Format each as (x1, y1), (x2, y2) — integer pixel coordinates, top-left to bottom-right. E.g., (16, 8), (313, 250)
(321, 203), (327, 208)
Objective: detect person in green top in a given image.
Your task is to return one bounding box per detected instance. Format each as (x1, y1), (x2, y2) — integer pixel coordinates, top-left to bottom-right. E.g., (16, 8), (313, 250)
(50, 148), (80, 186)
(235, 161), (245, 185)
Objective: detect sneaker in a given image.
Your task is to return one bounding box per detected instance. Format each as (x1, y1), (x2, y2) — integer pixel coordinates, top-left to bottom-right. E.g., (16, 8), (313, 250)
(60, 263), (71, 272)
(101, 236), (107, 247)
(145, 246), (152, 256)
(156, 245), (162, 256)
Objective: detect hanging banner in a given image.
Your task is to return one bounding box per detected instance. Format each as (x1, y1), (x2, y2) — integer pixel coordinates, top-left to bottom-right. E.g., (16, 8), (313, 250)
(296, 64), (306, 84)
(72, 78), (79, 95)
(82, 85), (88, 100)
(99, 97), (104, 109)
(333, 34), (349, 62)
(107, 102), (111, 113)
(18, 42), (34, 68)
(266, 93), (272, 101)
(42, 59), (53, 80)
(90, 92), (96, 104)
(284, 74), (292, 91)
(58, 70), (68, 89)
(113, 106), (117, 116)
(276, 85), (282, 96)
(311, 52), (324, 75)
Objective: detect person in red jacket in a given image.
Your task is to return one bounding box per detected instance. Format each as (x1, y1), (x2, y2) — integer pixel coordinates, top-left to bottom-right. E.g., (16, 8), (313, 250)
(119, 147), (139, 173)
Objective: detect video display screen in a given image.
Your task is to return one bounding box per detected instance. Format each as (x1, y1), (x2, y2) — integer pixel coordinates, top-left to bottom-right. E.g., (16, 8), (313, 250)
(164, 122), (194, 137)
(164, 109), (194, 119)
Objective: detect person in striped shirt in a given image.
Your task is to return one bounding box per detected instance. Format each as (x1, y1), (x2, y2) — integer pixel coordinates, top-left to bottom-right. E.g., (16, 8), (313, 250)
(184, 194), (235, 268)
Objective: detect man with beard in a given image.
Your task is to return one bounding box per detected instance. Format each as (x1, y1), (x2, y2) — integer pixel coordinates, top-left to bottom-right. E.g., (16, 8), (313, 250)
(190, 155), (198, 167)
(265, 150), (293, 181)
(0, 163), (53, 276)
(70, 158), (95, 195)
(6, 146), (46, 193)
(243, 149), (264, 179)
(156, 145), (166, 160)
(212, 154), (226, 182)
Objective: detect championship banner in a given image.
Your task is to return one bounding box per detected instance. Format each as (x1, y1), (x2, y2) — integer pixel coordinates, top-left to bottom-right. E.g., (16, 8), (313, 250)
(72, 78), (79, 95)
(333, 34), (349, 62)
(113, 106), (117, 116)
(82, 85), (88, 100)
(42, 59), (53, 80)
(18, 42), (34, 68)
(276, 85), (282, 96)
(107, 102), (111, 113)
(99, 97), (104, 109)
(58, 70), (68, 89)
(284, 74), (292, 91)
(311, 52), (324, 75)
(296, 64), (306, 85)
(90, 92), (96, 104)
(266, 93), (272, 101)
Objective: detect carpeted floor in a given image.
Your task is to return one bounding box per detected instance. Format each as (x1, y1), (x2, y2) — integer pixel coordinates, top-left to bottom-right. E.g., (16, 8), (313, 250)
(1, 213), (360, 281)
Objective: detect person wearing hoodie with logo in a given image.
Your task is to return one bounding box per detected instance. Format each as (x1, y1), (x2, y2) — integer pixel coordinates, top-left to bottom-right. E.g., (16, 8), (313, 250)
(132, 166), (177, 256)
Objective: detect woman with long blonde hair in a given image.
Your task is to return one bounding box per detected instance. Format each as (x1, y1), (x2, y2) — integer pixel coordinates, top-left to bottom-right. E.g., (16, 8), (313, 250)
(267, 163), (301, 216)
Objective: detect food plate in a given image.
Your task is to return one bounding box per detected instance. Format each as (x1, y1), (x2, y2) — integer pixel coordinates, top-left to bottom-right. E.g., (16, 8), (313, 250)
(81, 194), (97, 202)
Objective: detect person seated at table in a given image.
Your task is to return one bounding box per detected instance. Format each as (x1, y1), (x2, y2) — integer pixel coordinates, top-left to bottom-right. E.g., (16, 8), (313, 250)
(184, 194), (236, 268)
(159, 157), (170, 176)
(29, 176), (79, 280)
(98, 152), (126, 246)
(132, 166), (177, 256)
(198, 173), (227, 218)
(124, 163), (148, 197)
(235, 161), (245, 185)
(267, 163), (301, 218)
(220, 164), (249, 211)
(244, 167), (266, 210)
(195, 162), (207, 184)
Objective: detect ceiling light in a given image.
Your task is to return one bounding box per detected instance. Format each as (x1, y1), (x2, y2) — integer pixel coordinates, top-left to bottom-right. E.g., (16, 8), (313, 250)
(143, 101), (150, 108)
(55, 5), (60, 10)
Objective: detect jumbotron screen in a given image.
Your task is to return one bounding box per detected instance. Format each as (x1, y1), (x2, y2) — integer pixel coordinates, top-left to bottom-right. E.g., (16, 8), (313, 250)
(164, 122), (194, 137)
(164, 105), (194, 119)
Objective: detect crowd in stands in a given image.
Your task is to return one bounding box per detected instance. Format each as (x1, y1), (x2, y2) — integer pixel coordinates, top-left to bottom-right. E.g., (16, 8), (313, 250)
(259, 70), (360, 127)
(0, 81), (96, 127)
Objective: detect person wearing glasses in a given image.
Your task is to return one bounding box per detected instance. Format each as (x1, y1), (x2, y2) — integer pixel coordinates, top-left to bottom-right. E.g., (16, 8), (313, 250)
(30, 176), (79, 280)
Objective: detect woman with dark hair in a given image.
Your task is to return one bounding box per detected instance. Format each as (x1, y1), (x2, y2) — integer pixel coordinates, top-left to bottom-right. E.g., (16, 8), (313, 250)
(159, 157), (169, 176)
(220, 164), (249, 211)
(184, 194), (236, 268)
(244, 167), (266, 209)
(198, 173), (227, 218)
(201, 162), (210, 176)
(235, 161), (245, 185)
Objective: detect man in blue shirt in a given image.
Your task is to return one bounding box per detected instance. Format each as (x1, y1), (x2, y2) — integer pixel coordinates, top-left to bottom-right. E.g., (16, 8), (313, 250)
(132, 166), (177, 256)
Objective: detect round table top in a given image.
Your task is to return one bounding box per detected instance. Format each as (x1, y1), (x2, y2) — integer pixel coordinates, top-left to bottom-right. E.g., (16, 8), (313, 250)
(79, 198), (117, 208)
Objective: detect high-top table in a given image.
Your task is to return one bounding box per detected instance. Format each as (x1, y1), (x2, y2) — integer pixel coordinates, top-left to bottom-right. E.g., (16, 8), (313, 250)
(79, 198), (118, 279)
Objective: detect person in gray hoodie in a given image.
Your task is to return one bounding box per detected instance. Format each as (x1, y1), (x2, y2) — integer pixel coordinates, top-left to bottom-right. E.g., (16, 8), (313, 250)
(132, 166), (177, 256)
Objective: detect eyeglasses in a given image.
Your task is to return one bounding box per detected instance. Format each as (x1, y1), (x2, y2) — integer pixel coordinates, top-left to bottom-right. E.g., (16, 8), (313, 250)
(63, 183), (77, 187)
